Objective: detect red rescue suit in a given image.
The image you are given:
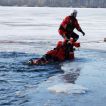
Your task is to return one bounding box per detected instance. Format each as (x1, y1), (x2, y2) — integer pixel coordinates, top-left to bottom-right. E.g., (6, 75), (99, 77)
(59, 16), (81, 35)
(31, 39), (80, 65)
(58, 16), (81, 41)
(46, 41), (66, 61)
(46, 39), (80, 61)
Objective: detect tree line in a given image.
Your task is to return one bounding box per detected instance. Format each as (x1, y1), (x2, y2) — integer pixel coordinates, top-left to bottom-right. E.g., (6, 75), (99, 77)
(0, 0), (106, 8)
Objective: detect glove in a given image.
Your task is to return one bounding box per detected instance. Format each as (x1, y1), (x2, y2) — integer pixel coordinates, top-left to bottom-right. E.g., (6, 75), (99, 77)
(79, 28), (85, 36)
(82, 31), (85, 36)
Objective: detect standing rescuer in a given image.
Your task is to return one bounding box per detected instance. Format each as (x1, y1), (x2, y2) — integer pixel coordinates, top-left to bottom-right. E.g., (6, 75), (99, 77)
(58, 10), (85, 42)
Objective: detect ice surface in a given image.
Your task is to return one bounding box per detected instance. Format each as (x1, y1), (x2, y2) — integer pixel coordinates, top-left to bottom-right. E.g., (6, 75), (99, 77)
(0, 7), (106, 53)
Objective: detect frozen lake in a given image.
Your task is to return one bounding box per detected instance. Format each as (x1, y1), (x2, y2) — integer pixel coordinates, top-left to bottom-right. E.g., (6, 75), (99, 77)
(0, 7), (106, 106)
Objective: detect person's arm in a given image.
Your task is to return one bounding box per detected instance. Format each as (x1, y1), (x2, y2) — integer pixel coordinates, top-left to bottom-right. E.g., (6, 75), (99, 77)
(79, 28), (85, 36)
(74, 19), (85, 36)
(62, 34), (70, 41)
(61, 16), (70, 27)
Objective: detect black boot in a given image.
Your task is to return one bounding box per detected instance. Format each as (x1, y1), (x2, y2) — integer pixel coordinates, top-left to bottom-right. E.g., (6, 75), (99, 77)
(27, 59), (34, 65)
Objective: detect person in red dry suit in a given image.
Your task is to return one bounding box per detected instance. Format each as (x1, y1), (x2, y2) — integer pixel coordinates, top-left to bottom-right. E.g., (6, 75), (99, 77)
(28, 38), (80, 65)
(58, 10), (85, 42)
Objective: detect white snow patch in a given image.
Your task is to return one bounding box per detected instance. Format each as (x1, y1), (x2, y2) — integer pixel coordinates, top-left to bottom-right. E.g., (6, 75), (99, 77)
(48, 83), (87, 94)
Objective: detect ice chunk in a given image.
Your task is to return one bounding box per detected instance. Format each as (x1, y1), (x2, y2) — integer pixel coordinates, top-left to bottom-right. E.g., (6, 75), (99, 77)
(48, 83), (88, 94)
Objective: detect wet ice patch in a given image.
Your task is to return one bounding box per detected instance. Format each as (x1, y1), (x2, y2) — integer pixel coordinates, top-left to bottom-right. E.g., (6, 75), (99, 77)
(48, 83), (88, 94)
(35, 74), (88, 95)
(61, 60), (84, 73)
(34, 61), (88, 95)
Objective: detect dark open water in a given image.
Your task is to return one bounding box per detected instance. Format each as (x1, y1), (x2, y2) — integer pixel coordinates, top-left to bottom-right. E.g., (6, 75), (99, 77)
(0, 49), (106, 106)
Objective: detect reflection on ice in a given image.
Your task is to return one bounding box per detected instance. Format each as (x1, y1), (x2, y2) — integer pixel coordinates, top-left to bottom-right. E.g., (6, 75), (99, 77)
(62, 68), (81, 83)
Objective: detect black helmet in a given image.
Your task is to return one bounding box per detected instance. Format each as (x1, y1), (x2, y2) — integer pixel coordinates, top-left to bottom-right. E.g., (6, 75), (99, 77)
(71, 10), (78, 18)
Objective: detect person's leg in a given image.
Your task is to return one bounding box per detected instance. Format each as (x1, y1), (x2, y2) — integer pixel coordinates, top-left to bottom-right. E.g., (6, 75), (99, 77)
(58, 29), (67, 39)
(65, 43), (70, 59)
(71, 32), (79, 42)
(44, 54), (59, 62)
(35, 54), (51, 64)
(65, 34), (71, 40)
(44, 54), (52, 61)
(65, 43), (73, 60)
(28, 54), (52, 65)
